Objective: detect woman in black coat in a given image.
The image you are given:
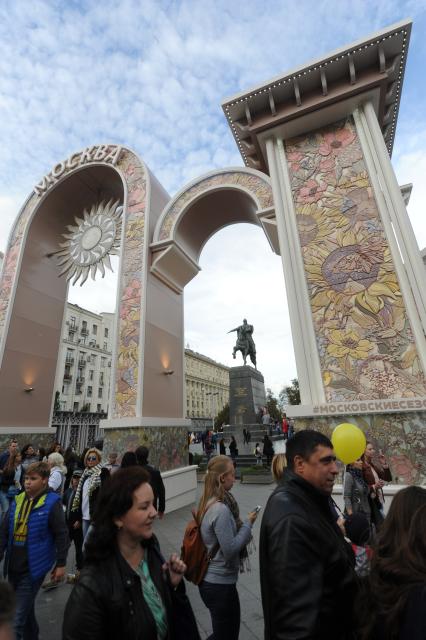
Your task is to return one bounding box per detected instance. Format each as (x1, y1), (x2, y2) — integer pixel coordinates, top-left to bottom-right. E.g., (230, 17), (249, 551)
(63, 466), (199, 640)
(262, 436), (274, 467)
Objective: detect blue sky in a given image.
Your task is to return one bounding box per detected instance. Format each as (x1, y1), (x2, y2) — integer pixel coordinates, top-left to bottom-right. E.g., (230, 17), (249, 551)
(1, 1), (426, 396)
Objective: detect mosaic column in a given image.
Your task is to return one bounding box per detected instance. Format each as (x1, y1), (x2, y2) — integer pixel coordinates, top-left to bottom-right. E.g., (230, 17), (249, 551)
(271, 117), (426, 484)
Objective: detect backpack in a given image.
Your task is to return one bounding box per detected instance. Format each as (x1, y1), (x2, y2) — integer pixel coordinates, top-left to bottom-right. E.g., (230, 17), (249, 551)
(181, 508), (219, 585)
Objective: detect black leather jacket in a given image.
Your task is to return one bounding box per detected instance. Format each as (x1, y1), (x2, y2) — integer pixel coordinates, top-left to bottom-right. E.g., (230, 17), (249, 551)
(63, 537), (180, 640)
(260, 470), (357, 640)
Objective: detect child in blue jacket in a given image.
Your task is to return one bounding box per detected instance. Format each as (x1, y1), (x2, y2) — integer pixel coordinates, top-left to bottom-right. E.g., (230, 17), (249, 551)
(0, 461), (69, 639)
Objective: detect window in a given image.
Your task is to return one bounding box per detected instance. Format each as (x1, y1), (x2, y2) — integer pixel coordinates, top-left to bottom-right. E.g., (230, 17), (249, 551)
(92, 324), (97, 335)
(97, 404), (102, 412)
(70, 316), (76, 328)
(89, 370), (94, 381)
(103, 342), (108, 351)
(73, 402), (79, 412)
(91, 355), (97, 364)
(60, 401), (66, 410)
(87, 386), (92, 397)
(104, 327), (109, 338)
(99, 372), (104, 386)
(98, 388), (103, 399)
(101, 357), (106, 367)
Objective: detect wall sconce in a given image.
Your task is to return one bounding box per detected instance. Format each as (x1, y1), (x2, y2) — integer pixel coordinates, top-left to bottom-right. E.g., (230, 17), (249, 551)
(163, 370), (174, 376)
(24, 387), (34, 393)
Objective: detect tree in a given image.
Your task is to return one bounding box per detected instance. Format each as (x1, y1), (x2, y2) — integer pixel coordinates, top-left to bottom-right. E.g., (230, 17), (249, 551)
(265, 388), (282, 421)
(279, 378), (301, 407)
(214, 403), (229, 430)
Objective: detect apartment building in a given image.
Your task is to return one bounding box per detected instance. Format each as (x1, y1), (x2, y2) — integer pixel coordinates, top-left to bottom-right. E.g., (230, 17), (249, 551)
(184, 348), (229, 424)
(54, 303), (114, 413)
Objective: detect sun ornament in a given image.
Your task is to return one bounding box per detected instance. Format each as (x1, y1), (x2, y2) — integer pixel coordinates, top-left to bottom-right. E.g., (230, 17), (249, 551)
(55, 199), (122, 286)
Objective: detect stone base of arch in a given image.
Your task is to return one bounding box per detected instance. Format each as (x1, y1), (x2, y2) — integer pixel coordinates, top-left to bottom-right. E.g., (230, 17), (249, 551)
(291, 411), (426, 486)
(101, 421), (197, 513)
(0, 427), (56, 453)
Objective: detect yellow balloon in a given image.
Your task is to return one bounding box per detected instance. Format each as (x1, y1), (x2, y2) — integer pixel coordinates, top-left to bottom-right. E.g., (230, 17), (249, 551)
(331, 423), (366, 465)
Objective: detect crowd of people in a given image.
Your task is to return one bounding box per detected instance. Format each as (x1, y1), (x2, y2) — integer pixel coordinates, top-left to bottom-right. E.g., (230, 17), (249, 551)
(0, 430), (424, 640)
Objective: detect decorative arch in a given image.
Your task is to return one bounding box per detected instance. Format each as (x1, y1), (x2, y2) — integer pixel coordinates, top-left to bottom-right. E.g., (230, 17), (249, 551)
(150, 168), (277, 293)
(0, 145), (154, 426)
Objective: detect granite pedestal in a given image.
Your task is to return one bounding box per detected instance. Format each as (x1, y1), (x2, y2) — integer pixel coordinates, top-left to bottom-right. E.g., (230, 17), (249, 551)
(229, 366), (266, 426)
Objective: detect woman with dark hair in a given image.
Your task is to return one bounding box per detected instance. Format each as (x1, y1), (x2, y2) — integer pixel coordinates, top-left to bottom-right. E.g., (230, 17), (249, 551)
(21, 444), (39, 470)
(0, 451), (24, 503)
(63, 467), (199, 640)
(357, 486), (426, 639)
(120, 451), (138, 468)
(362, 441), (392, 528)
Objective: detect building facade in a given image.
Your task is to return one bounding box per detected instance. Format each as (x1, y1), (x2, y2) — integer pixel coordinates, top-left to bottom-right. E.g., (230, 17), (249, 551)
(53, 303), (114, 413)
(184, 348), (229, 426)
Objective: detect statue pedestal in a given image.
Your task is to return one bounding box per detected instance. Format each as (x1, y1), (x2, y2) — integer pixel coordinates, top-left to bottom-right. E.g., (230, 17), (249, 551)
(229, 366), (266, 426)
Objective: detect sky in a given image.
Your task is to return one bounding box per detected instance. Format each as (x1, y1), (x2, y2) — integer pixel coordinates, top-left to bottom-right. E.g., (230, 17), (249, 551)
(1, 0), (426, 396)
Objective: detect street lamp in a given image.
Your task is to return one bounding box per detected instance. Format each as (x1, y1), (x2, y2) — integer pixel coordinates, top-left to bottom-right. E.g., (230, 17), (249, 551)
(206, 391), (219, 430)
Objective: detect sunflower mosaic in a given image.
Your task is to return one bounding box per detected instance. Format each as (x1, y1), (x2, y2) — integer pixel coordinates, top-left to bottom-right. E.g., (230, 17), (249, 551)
(55, 199), (122, 286)
(285, 118), (426, 401)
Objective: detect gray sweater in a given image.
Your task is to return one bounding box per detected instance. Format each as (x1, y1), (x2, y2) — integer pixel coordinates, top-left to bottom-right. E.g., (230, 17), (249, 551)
(200, 501), (252, 584)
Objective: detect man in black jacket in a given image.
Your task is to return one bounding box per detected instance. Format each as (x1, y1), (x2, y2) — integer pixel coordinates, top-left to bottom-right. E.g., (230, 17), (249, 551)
(259, 430), (357, 640)
(135, 446), (166, 519)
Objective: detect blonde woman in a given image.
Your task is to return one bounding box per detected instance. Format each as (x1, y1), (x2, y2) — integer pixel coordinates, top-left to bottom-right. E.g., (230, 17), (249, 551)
(71, 448), (110, 540)
(47, 452), (67, 495)
(271, 453), (286, 483)
(197, 455), (258, 640)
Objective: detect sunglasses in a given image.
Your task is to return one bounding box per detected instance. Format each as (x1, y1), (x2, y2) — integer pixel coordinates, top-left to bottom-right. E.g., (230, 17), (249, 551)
(87, 456), (98, 462)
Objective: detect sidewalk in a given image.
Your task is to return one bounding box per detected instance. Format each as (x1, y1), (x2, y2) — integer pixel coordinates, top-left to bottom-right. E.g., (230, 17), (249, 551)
(33, 480), (356, 640)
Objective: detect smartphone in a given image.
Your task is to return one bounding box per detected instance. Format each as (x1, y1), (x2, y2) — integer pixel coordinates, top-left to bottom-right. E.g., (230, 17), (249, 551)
(252, 505), (262, 514)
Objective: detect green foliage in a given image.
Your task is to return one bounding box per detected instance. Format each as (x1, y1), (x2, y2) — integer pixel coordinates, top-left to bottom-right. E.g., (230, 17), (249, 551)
(214, 403), (230, 430)
(279, 378), (301, 407)
(266, 388), (282, 421)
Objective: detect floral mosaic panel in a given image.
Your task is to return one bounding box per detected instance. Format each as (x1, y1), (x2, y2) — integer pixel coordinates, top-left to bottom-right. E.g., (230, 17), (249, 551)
(158, 171), (273, 241)
(102, 426), (189, 471)
(112, 150), (147, 418)
(0, 193), (38, 347)
(295, 412), (426, 485)
(285, 118), (426, 401)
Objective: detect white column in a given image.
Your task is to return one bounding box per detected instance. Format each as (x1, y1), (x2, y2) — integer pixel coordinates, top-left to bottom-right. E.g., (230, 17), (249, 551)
(362, 101), (426, 335)
(353, 107), (426, 375)
(266, 137), (325, 404)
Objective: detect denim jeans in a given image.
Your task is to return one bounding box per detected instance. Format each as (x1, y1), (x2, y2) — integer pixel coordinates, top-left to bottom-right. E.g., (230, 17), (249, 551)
(199, 581), (240, 640)
(8, 573), (44, 640)
(0, 489), (9, 517)
(82, 519), (91, 540)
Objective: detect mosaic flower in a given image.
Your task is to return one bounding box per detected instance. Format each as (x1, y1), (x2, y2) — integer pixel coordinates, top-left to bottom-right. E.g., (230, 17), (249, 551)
(326, 329), (374, 360)
(296, 203), (342, 247)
